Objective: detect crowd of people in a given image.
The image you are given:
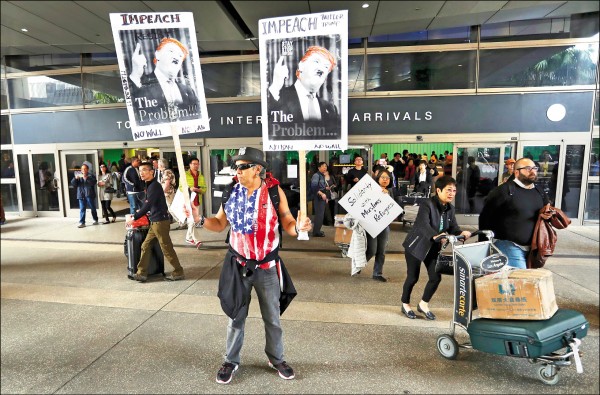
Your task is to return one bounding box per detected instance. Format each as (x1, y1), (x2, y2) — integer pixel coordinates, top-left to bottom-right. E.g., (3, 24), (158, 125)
(57, 146), (562, 385)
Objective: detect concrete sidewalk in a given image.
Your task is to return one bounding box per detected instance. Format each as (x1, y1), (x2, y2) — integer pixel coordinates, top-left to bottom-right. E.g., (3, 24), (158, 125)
(1, 215), (598, 394)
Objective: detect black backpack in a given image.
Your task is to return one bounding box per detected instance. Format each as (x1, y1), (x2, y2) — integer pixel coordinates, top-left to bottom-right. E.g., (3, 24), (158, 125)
(221, 180), (284, 248)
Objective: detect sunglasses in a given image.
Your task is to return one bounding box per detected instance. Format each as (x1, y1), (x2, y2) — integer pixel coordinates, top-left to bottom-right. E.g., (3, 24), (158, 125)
(232, 163), (258, 171)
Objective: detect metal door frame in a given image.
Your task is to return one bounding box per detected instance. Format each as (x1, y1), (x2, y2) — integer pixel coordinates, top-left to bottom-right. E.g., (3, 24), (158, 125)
(452, 143), (509, 225)
(60, 150), (99, 218)
(12, 145), (65, 217)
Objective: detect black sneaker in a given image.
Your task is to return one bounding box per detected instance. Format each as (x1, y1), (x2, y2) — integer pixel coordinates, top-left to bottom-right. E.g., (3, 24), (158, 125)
(216, 362), (238, 384)
(372, 275), (387, 282)
(268, 361), (295, 380)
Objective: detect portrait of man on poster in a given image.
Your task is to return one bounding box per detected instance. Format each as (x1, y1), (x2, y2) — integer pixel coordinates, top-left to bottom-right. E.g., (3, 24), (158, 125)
(267, 45), (341, 140)
(127, 36), (200, 126)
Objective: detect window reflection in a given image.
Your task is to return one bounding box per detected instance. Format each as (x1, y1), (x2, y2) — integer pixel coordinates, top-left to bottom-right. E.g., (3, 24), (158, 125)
(479, 45), (598, 88)
(83, 71), (125, 105)
(8, 75), (83, 109)
(1, 150), (15, 178)
(366, 51), (476, 91)
(202, 62), (260, 98)
(590, 138), (599, 177)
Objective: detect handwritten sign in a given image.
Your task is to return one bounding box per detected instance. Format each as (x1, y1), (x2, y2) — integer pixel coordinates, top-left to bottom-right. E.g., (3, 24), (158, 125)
(338, 175), (403, 237)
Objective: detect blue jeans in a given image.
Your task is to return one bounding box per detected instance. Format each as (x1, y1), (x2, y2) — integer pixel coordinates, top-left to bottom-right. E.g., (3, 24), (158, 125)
(494, 239), (528, 269)
(127, 192), (143, 214)
(225, 265), (284, 366)
(366, 226), (390, 277)
(78, 197), (98, 224)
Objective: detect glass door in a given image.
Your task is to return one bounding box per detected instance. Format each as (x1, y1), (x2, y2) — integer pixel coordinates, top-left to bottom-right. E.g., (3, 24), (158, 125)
(519, 142), (586, 221)
(14, 150), (63, 217)
(60, 150), (99, 218)
(453, 144), (508, 224)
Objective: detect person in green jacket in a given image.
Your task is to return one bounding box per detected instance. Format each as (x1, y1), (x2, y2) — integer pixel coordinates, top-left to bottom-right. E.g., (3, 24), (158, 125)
(179, 157), (206, 248)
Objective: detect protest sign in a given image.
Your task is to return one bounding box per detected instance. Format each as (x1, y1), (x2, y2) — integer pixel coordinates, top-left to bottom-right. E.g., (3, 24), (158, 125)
(338, 174), (404, 237)
(110, 12), (209, 141)
(259, 10), (348, 152)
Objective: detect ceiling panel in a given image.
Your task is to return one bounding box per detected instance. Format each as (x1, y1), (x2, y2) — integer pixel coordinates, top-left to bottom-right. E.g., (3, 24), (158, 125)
(1, 1), (598, 56)
(232, 1), (310, 37)
(11, 1), (111, 44)
(145, 1), (246, 42)
(309, 0), (378, 39)
(374, 1), (445, 24)
(545, 1), (600, 18)
(1, 2), (89, 46)
(486, 1), (566, 24)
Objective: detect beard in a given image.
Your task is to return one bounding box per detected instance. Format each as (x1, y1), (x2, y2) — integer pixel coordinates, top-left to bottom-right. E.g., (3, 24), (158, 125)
(517, 172), (535, 186)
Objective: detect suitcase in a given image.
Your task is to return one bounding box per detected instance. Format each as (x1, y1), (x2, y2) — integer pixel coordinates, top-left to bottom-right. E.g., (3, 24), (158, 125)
(467, 309), (589, 358)
(124, 228), (165, 280)
(397, 195), (426, 224)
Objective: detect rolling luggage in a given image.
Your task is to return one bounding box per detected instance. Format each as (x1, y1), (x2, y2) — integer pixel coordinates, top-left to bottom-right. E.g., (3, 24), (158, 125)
(397, 194), (427, 225)
(124, 228), (165, 280)
(467, 309), (588, 359)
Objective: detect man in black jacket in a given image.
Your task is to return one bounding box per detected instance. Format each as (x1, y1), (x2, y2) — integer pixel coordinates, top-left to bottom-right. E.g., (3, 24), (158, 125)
(127, 162), (184, 283)
(479, 158), (552, 269)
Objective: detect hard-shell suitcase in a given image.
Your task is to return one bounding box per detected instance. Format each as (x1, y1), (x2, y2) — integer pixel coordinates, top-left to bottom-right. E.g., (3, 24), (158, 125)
(467, 309), (588, 358)
(124, 228), (165, 279)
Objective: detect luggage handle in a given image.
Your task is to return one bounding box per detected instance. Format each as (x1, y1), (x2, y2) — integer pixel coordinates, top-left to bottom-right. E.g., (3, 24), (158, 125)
(504, 340), (530, 357)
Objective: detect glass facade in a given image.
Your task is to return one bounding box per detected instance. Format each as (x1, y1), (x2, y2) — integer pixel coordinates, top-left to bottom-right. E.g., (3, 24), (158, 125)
(479, 44), (598, 88)
(366, 51), (476, 91)
(8, 74), (83, 109)
(0, 14), (598, 223)
(82, 70), (125, 105)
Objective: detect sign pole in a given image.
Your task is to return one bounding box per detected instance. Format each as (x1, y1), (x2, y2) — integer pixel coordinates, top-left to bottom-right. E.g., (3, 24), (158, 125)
(297, 150), (309, 240)
(171, 124), (192, 219)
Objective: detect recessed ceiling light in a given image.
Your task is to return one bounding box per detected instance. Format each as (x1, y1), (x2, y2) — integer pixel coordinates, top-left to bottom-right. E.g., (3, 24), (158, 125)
(362, 3), (369, 8)
(21, 28), (28, 32)
(458, 64), (463, 67)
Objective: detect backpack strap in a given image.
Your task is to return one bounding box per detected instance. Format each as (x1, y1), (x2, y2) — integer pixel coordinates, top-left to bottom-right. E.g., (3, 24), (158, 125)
(268, 184), (283, 248)
(222, 181), (284, 248)
(222, 180), (236, 245)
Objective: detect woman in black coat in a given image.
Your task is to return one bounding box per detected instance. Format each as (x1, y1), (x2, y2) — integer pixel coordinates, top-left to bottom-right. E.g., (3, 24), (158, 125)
(412, 160), (432, 195)
(400, 176), (471, 320)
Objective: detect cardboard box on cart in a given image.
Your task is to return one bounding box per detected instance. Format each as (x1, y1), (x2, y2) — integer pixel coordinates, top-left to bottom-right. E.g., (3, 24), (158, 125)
(474, 268), (558, 320)
(333, 214), (352, 244)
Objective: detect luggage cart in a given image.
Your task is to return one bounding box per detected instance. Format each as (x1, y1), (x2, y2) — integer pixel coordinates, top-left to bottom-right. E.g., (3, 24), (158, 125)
(436, 230), (588, 385)
(397, 189), (428, 226)
(334, 214), (352, 258)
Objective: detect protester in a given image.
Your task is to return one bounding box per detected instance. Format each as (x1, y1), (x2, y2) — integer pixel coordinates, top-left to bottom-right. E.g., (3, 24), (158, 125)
(186, 146), (312, 385)
(365, 168), (395, 282)
(179, 157), (206, 248)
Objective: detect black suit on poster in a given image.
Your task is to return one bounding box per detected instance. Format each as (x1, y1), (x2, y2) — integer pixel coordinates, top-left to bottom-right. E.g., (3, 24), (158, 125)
(130, 72), (200, 126)
(268, 86), (340, 140)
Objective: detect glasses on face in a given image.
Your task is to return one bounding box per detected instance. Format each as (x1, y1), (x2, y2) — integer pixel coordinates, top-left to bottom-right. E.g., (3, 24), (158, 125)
(232, 163), (257, 171)
(379, 176), (391, 180)
(516, 166), (539, 172)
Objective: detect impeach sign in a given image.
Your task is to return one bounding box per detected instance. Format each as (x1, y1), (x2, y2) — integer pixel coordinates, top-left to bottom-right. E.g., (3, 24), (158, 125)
(338, 175), (403, 237)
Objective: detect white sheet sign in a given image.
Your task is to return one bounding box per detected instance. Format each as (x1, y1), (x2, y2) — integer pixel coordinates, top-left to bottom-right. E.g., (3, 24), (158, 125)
(338, 175), (403, 237)
(259, 10), (348, 152)
(110, 12), (210, 140)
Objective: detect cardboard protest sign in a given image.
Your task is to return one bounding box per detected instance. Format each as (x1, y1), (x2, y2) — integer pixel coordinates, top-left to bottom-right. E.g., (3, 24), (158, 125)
(338, 174), (403, 237)
(259, 10), (348, 152)
(110, 12), (209, 140)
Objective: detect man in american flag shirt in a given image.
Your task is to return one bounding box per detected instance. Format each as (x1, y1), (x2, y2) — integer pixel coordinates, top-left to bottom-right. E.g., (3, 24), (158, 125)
(188, 147), (312, 385)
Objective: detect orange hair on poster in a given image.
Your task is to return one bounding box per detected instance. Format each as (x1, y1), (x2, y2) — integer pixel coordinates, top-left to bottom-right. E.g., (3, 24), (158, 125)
(295, 46), (336, 79)
(153, 38), (189, 64)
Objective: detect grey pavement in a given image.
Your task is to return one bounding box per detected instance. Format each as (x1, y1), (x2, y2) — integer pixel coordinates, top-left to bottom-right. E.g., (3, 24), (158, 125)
(1, 211), (599, 394)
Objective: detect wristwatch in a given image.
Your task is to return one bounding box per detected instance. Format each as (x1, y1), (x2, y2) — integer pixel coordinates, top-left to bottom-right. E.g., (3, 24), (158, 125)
(194, 215), (205, 228)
